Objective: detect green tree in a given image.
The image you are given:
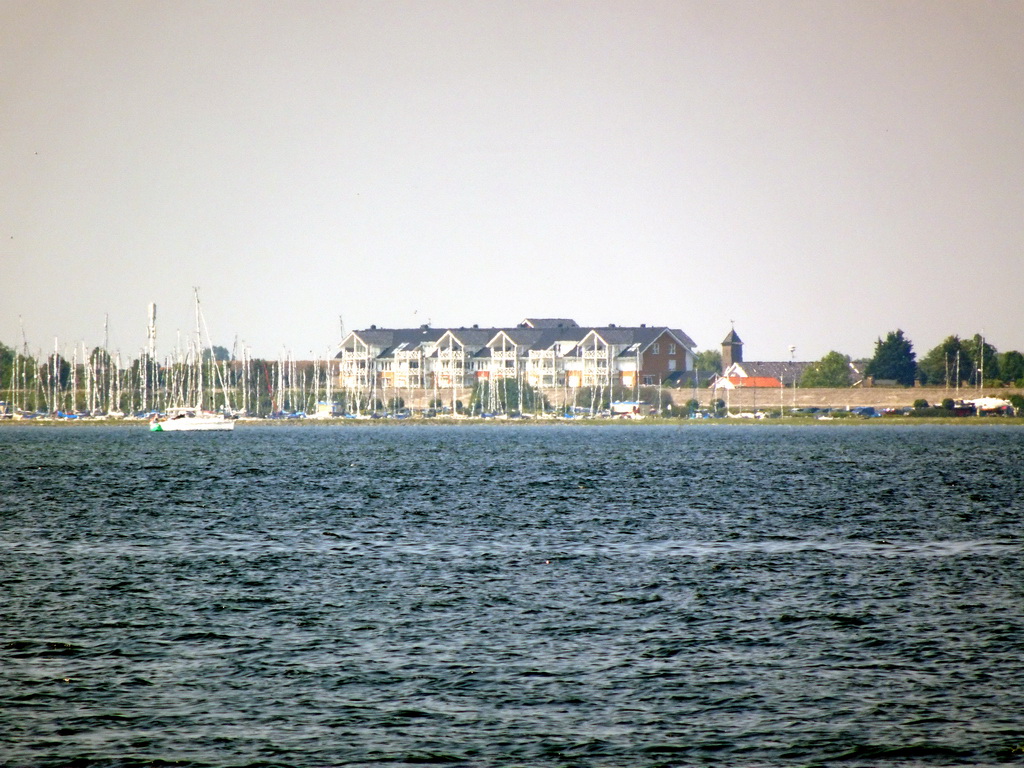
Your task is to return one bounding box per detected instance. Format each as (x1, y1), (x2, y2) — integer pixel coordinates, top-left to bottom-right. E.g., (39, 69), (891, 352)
(0, 342), (14, 389)
(693, 349), (722, 375)
(865, 330), (917, 386)
(132, 353), (160, 395)
(917, 336), (971, 387)
(87, 347), (113, 406)
(999, 350), (1024, 384)
(800, 351), (852, 388)
(201, 345), (231, 362)
(960, 334), (998, 385)
(42, 353), (72, 389)
(2, 347), (39, 406)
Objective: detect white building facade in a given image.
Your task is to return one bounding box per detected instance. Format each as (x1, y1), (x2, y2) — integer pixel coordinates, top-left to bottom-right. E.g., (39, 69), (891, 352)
(335, 319), (696, 395)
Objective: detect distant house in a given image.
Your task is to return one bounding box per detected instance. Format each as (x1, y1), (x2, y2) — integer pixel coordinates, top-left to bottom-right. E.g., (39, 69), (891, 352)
(712, 328), (808, 389)
(570, 325), (696, 389)
(720, 361), (809, 387)
(337, 325), (445, 390)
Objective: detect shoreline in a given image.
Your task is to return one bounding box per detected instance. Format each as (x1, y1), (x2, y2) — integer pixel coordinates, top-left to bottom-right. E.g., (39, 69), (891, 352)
(2, 416), (1023, 428)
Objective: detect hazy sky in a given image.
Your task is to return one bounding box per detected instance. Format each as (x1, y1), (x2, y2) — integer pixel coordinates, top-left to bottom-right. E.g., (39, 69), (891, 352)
(3, 1), (1022, 361)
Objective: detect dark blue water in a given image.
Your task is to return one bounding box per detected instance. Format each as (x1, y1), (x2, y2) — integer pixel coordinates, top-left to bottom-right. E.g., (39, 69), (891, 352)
(2, 424), (1023, 767)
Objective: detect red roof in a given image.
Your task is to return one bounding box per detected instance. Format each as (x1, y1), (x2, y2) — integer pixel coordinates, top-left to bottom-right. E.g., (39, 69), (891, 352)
(728, 375), (782, 388)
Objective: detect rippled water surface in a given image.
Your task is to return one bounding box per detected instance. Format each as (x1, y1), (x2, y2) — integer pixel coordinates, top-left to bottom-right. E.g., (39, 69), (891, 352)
(2, 424), (1023, 767)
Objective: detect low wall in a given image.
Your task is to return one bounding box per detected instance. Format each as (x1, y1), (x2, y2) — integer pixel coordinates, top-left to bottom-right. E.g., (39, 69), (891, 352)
(386, 386), (1022, 412)
(691, 386), (1023, 411)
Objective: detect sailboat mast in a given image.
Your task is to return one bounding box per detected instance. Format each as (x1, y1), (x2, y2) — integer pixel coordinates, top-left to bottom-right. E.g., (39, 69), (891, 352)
(979, 331), (985, 392)
(193, 289), (203, 410)
(242, 347), (249, 415)
(19, 318), (29, 412)
(71, 345), (78, 414)
(51, 337), (58, 415)
(147, 303), (157, 413)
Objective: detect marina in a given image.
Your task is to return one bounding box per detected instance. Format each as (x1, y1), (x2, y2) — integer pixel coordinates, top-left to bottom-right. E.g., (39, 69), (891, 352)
(4, 307), (1022, 423)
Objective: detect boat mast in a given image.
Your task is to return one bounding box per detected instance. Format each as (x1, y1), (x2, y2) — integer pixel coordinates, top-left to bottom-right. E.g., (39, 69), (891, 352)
(18, 318), (28, 412)
(976, 331), (985, 417)
(147, 303), (157, 413)
(71, 344), (78, 414)
(51, 337), (58, 415)
(193, 289), (203, 410)
(114, 352), (122, 414)
(242, 346), (249, 415)
(325, 351), (332, 412)
(103, 313), (109, 414)
(955, 349), (960, 397)
(277, 351), (284, 414)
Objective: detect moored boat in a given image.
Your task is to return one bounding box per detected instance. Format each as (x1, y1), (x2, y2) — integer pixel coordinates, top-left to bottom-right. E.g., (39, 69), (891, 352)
(150, 407), (235, 432)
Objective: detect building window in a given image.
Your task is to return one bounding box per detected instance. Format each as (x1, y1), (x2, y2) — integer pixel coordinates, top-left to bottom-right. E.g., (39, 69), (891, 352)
(643, 375), (655, 386)
(652, 343), (660, 354)
(668, 359), (677, 371)
(669, 343), (676, 355)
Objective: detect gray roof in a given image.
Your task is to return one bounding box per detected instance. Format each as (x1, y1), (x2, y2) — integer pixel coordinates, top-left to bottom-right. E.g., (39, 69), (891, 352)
(339, 327), (445, 358)
(470, 328), (577, 355)
(584, 326), (696, 353)
(488, 328), (546, 347)
(341, 323), (696, 359)
(493, 327), (589, 350)
(521, 318), (579, 329)
(441, 328), (500, 347)
(726, 359), (864, 386)
(722, 328), (743, 345)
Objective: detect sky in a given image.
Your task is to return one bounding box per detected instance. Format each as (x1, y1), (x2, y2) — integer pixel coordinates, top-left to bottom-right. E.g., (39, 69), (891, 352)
(3, 0), (1023, 362)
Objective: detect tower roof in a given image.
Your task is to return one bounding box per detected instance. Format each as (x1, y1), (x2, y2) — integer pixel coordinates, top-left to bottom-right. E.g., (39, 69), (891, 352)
(722, 328), (743, 345)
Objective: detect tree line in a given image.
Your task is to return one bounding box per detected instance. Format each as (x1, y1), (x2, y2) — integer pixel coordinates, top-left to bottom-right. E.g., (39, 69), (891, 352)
(693, 330), (1024, 389)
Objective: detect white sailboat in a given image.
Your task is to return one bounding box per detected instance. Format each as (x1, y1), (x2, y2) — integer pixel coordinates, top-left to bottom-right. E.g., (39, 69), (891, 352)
(150, 288), (236, 433)
(150, 406), (234, 431)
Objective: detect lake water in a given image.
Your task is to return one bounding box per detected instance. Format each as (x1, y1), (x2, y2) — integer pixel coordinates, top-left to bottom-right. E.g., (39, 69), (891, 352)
(2, 424), (1023, 767)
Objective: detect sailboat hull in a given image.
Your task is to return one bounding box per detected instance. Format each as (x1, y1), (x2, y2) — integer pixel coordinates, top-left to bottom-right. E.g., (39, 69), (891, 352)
(150, 414), (235, 432)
